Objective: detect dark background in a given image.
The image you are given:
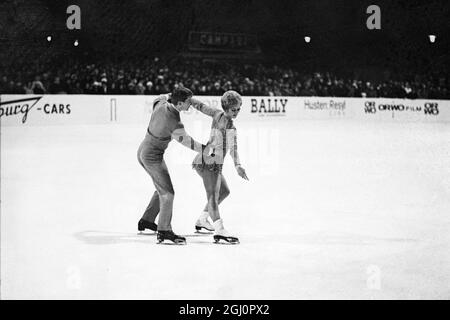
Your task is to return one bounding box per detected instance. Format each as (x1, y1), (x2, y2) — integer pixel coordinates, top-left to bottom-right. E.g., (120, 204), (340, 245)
(0, 0), (449, 96)
(1, 0), (449, 69)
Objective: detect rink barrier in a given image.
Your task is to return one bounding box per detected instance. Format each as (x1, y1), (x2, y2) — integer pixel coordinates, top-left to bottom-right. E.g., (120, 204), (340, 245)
(1, 94), (449, 126)
(110, 98), (117, 122)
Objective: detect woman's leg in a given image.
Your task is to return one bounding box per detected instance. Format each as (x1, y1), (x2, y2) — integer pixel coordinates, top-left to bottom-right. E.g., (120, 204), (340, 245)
(200, 170), (222, 222)
(198, 170), (239, 243)
(202, 173), (230, 212)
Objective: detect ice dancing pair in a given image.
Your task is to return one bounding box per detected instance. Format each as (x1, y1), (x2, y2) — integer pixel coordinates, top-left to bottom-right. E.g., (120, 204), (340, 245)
(137, 88), (248, 245)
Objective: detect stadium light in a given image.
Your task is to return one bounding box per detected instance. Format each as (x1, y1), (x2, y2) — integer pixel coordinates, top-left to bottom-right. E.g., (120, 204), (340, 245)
(74, 39), (79, 46)
(47, 35), (52, 42)
(304, 36), (311, 43)
(428, 35), (436, 43)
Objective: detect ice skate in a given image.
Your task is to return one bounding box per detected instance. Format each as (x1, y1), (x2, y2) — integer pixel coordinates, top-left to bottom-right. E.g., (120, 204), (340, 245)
(213, 219), (239, 244)
(138, 219), (157, 232)
(195, 212), (215, 232)
(157, 230), (186, 245)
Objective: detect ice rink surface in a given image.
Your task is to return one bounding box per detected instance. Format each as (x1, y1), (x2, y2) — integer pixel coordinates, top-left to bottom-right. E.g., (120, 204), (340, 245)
(1, 118), (450, 299)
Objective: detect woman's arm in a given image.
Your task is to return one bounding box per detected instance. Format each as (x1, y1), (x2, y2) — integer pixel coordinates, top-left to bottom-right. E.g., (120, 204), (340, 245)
(228, 129), (249, 180)
(189, 97), (221, 118)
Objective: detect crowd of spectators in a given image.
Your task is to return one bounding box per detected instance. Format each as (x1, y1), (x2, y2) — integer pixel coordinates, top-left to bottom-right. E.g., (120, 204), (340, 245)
(1, 56), (449, 99)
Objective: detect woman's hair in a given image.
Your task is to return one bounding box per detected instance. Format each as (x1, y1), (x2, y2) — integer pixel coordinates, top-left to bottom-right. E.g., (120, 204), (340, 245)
(221, 90), (242, 111)
(171, 86), (193, 105)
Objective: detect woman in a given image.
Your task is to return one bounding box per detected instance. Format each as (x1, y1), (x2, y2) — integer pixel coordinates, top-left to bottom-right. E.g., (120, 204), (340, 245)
(190, 91), (249, 244)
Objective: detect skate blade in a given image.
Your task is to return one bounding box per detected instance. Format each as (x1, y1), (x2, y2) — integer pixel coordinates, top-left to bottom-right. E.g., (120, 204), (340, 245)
(138, 225), (158, 233)
(213, 236), (240, 245)
(157, 239), (186, 245)
(195, 226), (214, 233)
(138, 231), (157, 236)
(195, 230), (213, 234)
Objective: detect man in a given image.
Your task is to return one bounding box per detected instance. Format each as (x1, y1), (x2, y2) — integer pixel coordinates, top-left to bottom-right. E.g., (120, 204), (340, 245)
(137, 87), (205, 244)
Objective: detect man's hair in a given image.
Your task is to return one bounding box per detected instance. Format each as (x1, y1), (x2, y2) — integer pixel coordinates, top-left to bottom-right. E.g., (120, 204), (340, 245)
(171, 87), (193, 105)
(221, 90), (242, 111)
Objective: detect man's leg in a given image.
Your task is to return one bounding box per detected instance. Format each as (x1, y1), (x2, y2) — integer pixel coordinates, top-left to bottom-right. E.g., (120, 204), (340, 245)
(137, 191), (159, 232)
(142, 191), (160, 223)
(147, 161), (185, 244)
(139, 147), (184, 243)
(137, 146), (160, 231)
(147, 160), (175, 232)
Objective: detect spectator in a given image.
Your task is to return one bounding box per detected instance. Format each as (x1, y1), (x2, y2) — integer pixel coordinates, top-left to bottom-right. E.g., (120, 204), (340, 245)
(210, 82), (224, 95)
(100, 78), (108, 94)
(49, 77), (65, 94)
(31, 76), (46, 94)
(0, 76), (9, 93)
(145, 81), (155, 95)
(1, 56), (448, 98)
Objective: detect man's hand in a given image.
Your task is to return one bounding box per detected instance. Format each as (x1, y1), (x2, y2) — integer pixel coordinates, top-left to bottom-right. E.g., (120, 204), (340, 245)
(160, 93), (171, 101)
(236, 165), (249, 181)
(201, 144), (210, 163)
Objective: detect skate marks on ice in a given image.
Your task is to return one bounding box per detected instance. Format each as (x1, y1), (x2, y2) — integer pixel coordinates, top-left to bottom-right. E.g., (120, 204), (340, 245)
(74, 230), (215, 245)
(73, 230), (419, 246)
(180, 234), (240, 245)
(74, 230), (156, 245)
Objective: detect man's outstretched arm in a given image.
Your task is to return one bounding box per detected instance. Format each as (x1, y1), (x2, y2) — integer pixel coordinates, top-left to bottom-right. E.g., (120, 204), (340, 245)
(171, 124), (205, 153)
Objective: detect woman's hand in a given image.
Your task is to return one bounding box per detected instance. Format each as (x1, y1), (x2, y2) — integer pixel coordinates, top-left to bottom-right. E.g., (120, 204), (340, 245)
(236, 165), (249, 180)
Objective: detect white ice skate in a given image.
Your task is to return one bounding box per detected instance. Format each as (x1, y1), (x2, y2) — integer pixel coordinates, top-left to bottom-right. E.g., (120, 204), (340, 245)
(195, 212), (215, 233)
(213, 219), (239, 244)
